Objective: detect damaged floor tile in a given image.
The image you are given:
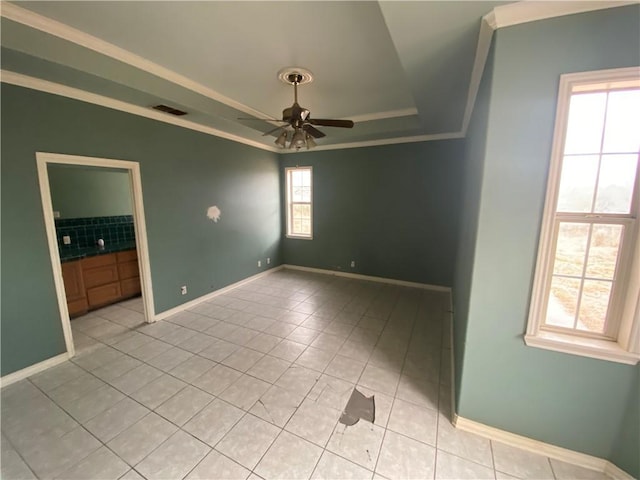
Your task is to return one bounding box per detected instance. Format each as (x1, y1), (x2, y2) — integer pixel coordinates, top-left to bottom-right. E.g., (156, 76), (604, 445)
(339, 388), (375, 426)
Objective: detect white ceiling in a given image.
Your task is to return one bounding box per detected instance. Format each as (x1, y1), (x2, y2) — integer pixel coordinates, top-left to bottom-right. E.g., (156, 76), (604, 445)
(0, 1), (630, 152)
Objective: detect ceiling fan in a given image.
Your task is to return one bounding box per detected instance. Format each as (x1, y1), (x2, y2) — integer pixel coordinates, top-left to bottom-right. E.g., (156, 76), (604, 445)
(243, 68), (355, 150)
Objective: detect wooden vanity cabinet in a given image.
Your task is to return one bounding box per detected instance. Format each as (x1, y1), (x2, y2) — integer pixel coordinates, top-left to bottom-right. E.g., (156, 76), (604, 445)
(62, 249), (141, 316)
(61, 260), (88, 317)
(116, 249), (141, 297)
(83, 253), (121, 308)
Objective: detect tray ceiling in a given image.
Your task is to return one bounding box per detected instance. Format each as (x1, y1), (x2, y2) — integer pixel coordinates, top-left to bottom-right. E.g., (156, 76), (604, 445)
(1, 1), (628, 152)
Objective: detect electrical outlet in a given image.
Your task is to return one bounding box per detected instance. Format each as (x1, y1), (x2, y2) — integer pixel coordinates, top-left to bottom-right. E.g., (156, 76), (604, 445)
(180, 285), (187, 295)
(63, 235), (71, 245)
(267, 257), (271, 265)
(53, 211), (61, 219)
(350, 260), (356, 268)
(258, 260), (262, 268)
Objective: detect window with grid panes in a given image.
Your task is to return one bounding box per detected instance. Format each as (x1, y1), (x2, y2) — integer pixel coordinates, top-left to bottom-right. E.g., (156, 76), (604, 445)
(526, 67), (640, 364)
(286, 167), (312, 238)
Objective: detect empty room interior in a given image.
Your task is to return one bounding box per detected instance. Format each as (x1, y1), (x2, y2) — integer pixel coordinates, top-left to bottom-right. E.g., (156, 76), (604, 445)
(1, 2), (639, 480)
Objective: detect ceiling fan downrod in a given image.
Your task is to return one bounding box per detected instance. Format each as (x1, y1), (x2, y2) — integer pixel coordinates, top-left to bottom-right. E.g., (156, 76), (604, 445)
(287, 73), (303, 104)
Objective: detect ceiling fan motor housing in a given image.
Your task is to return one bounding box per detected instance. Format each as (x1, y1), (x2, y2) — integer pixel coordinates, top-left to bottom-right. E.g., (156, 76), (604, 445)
(282, 103), (310, 127)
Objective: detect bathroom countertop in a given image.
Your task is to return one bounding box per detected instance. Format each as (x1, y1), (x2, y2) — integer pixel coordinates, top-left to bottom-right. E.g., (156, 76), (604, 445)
(60, 241), (137, 263)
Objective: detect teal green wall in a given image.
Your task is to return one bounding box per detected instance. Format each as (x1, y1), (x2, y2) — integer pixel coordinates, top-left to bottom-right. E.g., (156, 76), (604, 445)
(48, 164), (133, 218)
(1, 84), (281, 376)
(452, 42), (494, 409)
(280, 140), (464, 287)
(455, 6), (639, 475)
(610, 374), (640, 476)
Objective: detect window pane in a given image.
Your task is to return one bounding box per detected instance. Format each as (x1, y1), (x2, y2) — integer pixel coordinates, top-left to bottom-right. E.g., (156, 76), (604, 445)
(557, 155), (599, 212)
(553, 223), (589, 276)
(564, 93), (606, 155)
(585, 224), (623, 280)
(287, 168), (312, 237)
(293, 204), (310, 219)
(577, 279), (612, 334)
(603, 89), (640, 153)
(593, 154), (638, 214)
(546, 276), (580, 328)
(301, 170), (311, 187)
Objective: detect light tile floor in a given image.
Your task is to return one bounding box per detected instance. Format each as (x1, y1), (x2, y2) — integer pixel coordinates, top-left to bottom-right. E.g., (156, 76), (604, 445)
(1, 270), (610, 480)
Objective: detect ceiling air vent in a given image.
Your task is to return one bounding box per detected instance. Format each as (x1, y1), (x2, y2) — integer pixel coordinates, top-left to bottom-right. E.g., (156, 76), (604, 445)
(152, 104), (188, 116)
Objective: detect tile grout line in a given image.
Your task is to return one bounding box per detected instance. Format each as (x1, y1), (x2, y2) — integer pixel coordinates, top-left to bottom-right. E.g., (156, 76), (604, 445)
(0, 427), (40, 479)
(9, 271), (450, 479)
(25, 376), (136, 479)
(95, 285), (359, 476)
(369, 289), (405, 478)
(242, 290), (356, 479)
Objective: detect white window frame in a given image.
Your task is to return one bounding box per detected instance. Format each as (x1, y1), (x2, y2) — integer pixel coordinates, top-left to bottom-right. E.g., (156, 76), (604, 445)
(526, 66), (640, 365)
(285, 166), (313, 239)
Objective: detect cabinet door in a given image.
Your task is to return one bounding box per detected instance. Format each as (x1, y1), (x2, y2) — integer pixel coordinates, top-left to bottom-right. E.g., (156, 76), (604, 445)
(82, 253), (116, 269)
(87, 282), (122, 308)
(61, 261), (85, 301)
(117, 250), (138, 263)
(61, 261), (88, 316)
(84, 264), (119, 289)
(67, 298), (89, 317)
(121, 277), (141, 297)
(118, 261), (140, 280)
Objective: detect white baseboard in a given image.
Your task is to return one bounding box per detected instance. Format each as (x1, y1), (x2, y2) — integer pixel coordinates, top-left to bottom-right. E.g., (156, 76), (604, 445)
(1, 266), (284, 388)
(154, 265), (284, 321)
(449, 302), (632, 479)
(605, 462), (636, 480)
(453, 414), (634, 479)
(0, 352), (70, 389)
(447, 295), (456, 419)
(282, 264), (452, 292)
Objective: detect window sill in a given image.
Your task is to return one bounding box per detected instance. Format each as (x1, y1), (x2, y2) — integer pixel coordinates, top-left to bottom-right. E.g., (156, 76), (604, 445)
(525, 331), (639, 365)
(285, 234), (313, 240)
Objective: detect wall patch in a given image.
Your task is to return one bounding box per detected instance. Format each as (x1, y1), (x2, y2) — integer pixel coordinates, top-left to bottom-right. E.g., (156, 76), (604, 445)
(207, 205), (221, 223)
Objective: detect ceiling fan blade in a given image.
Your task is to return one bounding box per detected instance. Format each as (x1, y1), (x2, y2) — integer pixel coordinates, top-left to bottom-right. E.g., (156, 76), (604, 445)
(303, 124), (326, 138)
(238, 117), (288, 122)
(308, 118), (354, 128)
(262, 125), (287, 137)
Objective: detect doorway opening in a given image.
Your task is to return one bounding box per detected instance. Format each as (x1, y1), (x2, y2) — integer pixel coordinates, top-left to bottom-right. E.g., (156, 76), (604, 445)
(36, 152), (155, 358)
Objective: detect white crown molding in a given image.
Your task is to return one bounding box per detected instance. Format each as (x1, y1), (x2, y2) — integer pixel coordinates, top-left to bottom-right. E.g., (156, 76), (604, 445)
(490, 1), (638, 30)
(460, 16), (495, 135)
(348, 107), (418, 123)
(3, 1), (635, 154)
(0, 2), (278, 123)
(2, 68), (464, 153)
(453, 415), (634, 479)
(483, 10), (498, 30)
(1, 70), (280, 153)
(0, 3), (416, 126)
(284, 130), (465, 154)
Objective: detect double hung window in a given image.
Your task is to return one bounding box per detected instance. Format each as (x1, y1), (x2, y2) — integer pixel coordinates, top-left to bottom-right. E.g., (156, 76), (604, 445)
(285, 167), (313, 239)
(526, 67), (640, 364)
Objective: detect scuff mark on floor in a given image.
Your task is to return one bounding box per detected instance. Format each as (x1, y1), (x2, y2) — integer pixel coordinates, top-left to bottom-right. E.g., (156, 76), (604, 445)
(256, 398), (276, 424)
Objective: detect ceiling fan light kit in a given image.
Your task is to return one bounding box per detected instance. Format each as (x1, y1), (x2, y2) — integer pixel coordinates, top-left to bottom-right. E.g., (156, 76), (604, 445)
(253, 67), (355, 151)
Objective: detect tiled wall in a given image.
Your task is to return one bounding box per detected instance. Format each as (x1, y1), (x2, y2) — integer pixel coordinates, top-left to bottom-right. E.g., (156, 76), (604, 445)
(55, 215), (135, 251)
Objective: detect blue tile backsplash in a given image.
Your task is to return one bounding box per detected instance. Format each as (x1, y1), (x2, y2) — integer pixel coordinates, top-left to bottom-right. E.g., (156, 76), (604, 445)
(56, 215), (135, 252)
